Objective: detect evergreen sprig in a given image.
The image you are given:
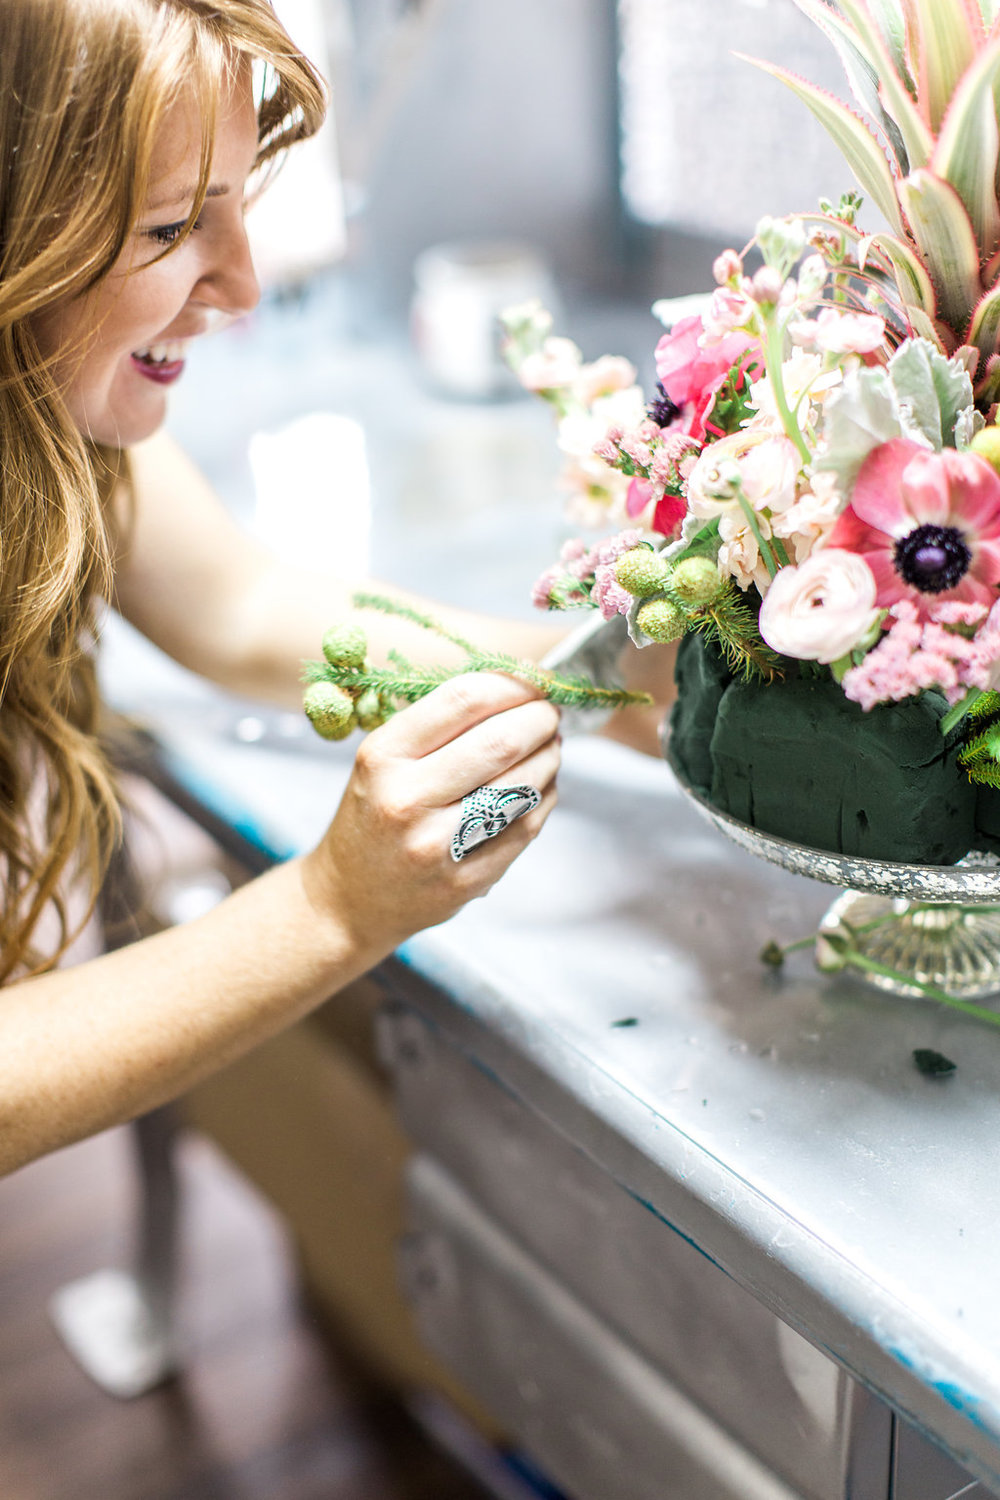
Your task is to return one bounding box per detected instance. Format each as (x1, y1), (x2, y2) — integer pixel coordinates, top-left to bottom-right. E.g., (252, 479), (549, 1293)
(956, 691), (1000, 786)
(691, 590), (782, 683)
(300, 593), (653, 742)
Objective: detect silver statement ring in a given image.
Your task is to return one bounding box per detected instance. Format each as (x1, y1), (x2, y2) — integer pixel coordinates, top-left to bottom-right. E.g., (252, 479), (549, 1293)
(451, 783), (542, 862)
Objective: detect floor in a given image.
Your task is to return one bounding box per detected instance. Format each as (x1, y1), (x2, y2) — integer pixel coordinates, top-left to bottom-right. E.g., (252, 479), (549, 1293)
(0, 1124), (493, 1500)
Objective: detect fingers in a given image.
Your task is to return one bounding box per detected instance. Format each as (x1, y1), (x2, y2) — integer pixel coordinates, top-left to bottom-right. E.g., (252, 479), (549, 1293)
(449, 782), (559, 891)
(373, 673), (546, 759)
(414, 697), (561, 807)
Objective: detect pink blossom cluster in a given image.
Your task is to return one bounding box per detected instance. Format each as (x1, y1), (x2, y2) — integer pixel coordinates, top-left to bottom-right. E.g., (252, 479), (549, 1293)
(594, 422), (700, 538)
(531, 530), (644, 616)
(653, 315), (760, 443)
(842, 599), (1000, 710)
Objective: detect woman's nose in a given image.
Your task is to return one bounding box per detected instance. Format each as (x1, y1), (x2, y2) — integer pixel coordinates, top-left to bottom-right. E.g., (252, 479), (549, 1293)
(198, 221), (261, 318)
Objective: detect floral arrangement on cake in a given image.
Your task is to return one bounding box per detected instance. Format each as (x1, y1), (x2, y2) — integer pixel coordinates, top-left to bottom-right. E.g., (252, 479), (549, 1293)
(501, 0), (1000, 868)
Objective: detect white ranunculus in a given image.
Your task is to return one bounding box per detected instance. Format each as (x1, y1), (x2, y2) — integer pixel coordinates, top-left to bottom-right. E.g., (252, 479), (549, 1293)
(758, 549), (880, 664)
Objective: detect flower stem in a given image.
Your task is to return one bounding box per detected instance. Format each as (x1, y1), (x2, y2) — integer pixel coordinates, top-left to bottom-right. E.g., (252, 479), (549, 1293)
(765, 320), (811, 465)
(734, 485), (779, 580)
(842, 951), (1000, 1030)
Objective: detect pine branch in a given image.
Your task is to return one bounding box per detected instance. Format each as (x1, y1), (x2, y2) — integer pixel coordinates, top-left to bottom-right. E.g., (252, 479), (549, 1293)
(959, 720), (1000, 786)
(966, 690), (1000, 723)
(351, 591), (478, 655)
(301, 593), (653, 741)
(692, 595), (781, 682)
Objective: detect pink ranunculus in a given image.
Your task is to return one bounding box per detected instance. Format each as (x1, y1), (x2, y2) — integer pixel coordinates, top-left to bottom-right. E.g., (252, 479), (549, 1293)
(653, 316), (758, 442)
(758, 549), (880, 664)
(827, 439), (1000, 618)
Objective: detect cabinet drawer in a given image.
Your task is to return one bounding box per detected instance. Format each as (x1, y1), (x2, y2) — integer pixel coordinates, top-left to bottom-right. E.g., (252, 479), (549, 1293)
(382, 1003), (881, 1500)
(402, 1155), (804, 1500)
(894, 1417), (996, 1500)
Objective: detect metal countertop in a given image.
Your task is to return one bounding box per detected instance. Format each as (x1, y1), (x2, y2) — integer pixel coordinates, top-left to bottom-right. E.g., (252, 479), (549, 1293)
(108, 690), (1000, 1488)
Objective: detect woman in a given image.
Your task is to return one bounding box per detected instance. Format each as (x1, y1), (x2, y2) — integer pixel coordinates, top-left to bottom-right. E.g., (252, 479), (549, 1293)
(0, 0), (565, 1176)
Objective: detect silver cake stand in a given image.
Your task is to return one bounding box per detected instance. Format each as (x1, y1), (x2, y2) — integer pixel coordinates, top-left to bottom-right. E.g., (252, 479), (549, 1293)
(665, 745), (1000, 1001)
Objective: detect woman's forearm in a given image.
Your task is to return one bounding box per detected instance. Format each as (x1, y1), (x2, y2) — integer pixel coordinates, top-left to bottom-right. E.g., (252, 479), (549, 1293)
(0, 857), (377, 1176)
(0, 672), (562, 1178)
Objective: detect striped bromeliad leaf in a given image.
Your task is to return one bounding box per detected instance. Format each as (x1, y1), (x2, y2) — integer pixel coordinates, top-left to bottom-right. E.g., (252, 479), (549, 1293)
(745, 0), (1000, 379)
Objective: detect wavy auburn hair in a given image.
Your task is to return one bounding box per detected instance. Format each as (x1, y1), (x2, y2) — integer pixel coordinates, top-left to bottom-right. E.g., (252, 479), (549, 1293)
(0, 0), (325, 980)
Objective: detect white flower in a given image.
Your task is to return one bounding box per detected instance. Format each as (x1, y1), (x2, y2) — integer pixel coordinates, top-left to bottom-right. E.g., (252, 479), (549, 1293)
(686, 431), (800, 520)
(796, 254), (828, 302)
(771, 473), (844, 563)
(518, 336), (583, 391)
(554, 385), (648, 526)
(790, 306), (886, 355)
(746, 348), (842, 429)
(759, 549), (880, 664)
(501, 299), (554, 340)
(557, 387), (647, 465)
(718, 511), (773, 595)
(572, 355), (638, 406)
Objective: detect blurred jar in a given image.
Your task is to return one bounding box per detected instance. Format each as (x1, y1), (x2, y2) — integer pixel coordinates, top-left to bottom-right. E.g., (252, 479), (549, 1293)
(411, 240), (559, 400)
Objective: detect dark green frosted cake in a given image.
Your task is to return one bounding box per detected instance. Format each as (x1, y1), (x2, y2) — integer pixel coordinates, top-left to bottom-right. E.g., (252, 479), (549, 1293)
(669, 633), (982, 866)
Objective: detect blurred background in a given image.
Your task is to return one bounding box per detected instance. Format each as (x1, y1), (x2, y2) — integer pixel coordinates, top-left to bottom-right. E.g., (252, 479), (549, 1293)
(100, 0), (862, 705)
(1, 7), (878, 1499)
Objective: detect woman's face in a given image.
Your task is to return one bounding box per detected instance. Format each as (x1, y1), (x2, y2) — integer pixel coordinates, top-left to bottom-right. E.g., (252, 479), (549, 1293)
(33, 68), (261, 448)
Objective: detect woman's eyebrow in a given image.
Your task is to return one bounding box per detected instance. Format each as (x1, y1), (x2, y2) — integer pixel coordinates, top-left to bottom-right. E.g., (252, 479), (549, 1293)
(145, 183), (231, 212)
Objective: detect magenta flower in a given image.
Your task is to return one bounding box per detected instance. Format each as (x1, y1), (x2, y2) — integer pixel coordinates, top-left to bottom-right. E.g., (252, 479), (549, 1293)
(653, 316), (758, 442)
(827, 439), (1000, 616)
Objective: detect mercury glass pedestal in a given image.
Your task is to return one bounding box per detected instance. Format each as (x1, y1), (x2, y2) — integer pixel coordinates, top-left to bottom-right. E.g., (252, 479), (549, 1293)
(665, 747), (1000, 1002)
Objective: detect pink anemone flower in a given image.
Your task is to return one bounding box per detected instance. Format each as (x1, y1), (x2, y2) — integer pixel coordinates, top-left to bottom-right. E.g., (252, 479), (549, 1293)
(826, 438), (1000, 617)
(653, 316), (759, 443)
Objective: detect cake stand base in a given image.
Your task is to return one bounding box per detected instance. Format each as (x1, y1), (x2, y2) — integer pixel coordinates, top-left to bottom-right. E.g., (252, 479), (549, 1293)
(820, 892), (1000, 1001)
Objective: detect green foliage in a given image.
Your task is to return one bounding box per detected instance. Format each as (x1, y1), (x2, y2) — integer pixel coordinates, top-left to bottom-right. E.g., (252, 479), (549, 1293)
(957, 693), (1000, 785)
(691, 587), (782, 683)
(300, 593), (653, 741)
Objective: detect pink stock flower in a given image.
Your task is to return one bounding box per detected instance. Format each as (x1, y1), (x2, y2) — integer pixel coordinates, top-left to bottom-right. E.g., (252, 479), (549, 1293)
(842, 599), (1000, 709)
(583, 527), (647, 618)
(653, 316), (758, 442)
(593, 566), (634, 620)
(827, 440), (1000, 618)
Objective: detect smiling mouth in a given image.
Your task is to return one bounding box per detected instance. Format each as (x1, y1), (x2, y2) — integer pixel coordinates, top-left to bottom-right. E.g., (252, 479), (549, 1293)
(131, 341), (190, 383)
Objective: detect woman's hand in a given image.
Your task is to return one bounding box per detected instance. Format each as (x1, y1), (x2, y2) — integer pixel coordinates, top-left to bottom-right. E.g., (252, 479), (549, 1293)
(302, 673), (561, 953)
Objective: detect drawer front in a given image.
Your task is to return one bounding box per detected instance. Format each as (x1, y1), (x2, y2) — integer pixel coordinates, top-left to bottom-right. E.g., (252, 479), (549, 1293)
(381, 1004), (880, 1500)
(894, 1418), (997, 1500)
(402, 1155), (804, 1500)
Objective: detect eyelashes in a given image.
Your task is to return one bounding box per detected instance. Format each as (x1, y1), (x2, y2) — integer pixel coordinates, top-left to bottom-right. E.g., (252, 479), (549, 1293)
(145, 218), (202, 247)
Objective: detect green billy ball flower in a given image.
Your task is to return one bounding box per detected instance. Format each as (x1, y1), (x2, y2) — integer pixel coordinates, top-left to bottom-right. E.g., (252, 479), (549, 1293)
(321, 623), (368, 669)
(355, 688), (388, 731)
(635, 597), (688, 643)
(971, 426), (1000, 476)
(614, 546), (671, 599)
(303, 682), (357, 740)
(670, 556), (725, 608)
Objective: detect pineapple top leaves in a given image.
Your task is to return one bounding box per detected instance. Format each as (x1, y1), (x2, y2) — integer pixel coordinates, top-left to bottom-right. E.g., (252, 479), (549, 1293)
(747, 0), (1000, 373)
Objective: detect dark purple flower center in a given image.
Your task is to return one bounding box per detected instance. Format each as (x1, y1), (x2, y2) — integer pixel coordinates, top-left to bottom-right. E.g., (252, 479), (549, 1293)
(893, 524), (972, 593)
(647, 382), (681, 428)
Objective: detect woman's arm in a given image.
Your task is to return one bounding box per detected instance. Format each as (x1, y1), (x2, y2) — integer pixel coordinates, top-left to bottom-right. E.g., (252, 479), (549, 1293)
(110, 431), (565, 706)
(110, 430), (676, 750)
(0, 674), (560, 1176)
